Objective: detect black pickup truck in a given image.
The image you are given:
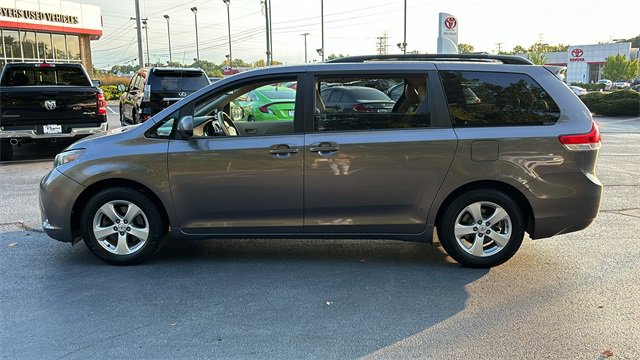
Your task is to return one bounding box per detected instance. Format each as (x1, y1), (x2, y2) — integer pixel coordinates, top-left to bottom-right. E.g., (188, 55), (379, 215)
(0, 63), (107, 161)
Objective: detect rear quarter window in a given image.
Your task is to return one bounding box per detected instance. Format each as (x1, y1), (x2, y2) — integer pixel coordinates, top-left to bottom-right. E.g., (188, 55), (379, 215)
(439, 71), (560, 127)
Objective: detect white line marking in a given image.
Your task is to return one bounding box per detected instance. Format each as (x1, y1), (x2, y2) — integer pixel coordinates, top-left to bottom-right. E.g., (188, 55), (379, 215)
(107, 106), (118, 115)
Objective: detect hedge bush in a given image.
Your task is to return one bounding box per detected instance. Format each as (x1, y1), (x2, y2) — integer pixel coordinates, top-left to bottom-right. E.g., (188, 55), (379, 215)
(571, 83), (606, 91)
(99, 85), (123, 101)
(580, 90), (640, 116)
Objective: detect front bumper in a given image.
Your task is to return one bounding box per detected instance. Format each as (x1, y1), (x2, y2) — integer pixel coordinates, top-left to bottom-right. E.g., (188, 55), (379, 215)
(39, 168), (85, 242)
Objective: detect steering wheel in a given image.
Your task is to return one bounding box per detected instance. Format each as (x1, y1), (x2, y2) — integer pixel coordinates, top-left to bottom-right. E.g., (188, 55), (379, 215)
(216, 111), (240, 136)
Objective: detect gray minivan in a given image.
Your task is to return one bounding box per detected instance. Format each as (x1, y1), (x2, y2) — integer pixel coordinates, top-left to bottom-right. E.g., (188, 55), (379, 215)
(40, 54), (602, 268)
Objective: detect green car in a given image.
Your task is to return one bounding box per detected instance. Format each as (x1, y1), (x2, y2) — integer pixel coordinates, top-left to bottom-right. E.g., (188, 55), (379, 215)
(232, 85), (296, 121)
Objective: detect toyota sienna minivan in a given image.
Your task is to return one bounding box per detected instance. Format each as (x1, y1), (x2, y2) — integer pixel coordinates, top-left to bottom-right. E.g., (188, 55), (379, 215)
(40, 54), (602, 268)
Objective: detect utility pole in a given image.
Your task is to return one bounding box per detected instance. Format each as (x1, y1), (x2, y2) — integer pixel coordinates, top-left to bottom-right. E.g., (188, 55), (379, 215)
(142, 19), (150, 66)
(320, 0), (325, 61)
(495, 42), (503, 54)
(376, 33), (389, 55)
(163, 15), (172, 64)
(263, 0), (271, 65)
(223, 0), (232, 70)
(268, 0), (273, 63)
(402, 0), (407, 54)
(191, 7), (199, 63)
(134, 0), (144, 68)
(301, 33), (310, 63)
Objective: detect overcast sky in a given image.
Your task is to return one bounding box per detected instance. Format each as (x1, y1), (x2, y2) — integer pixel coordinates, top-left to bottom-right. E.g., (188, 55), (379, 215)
(88, 0), (640, 68)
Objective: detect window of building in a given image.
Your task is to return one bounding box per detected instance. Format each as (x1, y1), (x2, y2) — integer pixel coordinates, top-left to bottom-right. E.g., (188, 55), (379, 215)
(36, 33), (53, 61)
(21, 31), (36, 60)
(314, 76), (432, 132)
(51, 33), (67, 61)
(439, 71), (560, 127)
(3, 30), (21, 59)
(66, 35), (80, 61)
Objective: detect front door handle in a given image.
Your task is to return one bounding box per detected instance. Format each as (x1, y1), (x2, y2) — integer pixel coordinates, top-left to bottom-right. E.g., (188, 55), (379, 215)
(269, 144), (300, 155)
(309, 141), (340, 153)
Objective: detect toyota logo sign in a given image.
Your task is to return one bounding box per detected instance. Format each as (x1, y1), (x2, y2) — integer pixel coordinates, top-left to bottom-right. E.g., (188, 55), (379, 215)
(444, 16), (457, 30)
(571, 48), (584, 58)
(178, 91), (187, 97)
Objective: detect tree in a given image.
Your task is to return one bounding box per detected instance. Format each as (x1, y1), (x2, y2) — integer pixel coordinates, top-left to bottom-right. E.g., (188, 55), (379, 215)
(602, 54), (639, 82)
(511, 45), (527, 54)
(457, 43), (475, 54)
(326, 53), (348, 61)
(527, 43), (548, 64)
(617, 35), (640, 48)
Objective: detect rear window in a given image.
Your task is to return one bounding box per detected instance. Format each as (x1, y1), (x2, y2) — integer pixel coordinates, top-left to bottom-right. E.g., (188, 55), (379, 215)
(347, 87), (392, 102)
(439, 71), (560, 127)
(1, 66), (90, 86)
(149, 70), (209, 91)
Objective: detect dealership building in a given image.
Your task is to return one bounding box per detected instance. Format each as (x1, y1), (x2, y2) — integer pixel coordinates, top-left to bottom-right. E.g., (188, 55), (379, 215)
(0, 0), (102, 75)
(531, 42), (639, 84)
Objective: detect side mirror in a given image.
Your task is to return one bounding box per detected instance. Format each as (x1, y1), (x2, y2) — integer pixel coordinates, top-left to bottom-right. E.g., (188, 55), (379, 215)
(92, 79), (101, 87)
(176, 115), (194, 139)
(117, 84), (126, 92)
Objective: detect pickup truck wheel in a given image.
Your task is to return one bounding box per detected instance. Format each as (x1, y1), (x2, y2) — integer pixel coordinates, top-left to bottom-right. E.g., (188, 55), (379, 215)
(81, 187), (167, 265)
(0, 141), (13, 161)
(437, 189), (525, 268)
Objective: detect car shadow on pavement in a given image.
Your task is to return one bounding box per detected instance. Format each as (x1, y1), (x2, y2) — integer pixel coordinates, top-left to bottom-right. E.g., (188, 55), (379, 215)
(1, 234), (488, 359)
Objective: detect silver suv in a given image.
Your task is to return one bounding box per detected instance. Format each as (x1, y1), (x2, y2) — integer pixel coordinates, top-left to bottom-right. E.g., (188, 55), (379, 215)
(39, 54), (602, 268)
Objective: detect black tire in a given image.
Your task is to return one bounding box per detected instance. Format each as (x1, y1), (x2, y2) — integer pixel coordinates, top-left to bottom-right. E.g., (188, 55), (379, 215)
(0, 141), (13, 162)
(81, 187), (167, 265)
(437, 189), (525, 268)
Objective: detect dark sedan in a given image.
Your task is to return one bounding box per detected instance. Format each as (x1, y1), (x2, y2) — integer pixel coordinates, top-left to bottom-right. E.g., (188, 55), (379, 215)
(321, 86), (394, 113)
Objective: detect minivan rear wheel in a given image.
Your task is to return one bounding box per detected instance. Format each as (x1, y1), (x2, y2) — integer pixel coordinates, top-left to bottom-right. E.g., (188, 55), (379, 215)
(438, 189), (524, 268)
(81, 187), (167, 265)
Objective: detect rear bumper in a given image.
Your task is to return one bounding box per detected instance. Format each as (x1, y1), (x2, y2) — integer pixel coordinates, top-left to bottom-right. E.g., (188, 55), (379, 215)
(0, 123), (108, 141)
(528, 172), (603, 239)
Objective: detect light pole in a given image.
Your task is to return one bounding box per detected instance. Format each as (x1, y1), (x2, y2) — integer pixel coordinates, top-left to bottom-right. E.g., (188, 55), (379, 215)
(223, 0), (232, 71)
(397, 0), (407, 54)
(301, 33), (310, 63)
(163, 15), (172, 64)
(141, 19), (150, 66)
(320, 0), (324, 61)
(191, 7), (199, 63)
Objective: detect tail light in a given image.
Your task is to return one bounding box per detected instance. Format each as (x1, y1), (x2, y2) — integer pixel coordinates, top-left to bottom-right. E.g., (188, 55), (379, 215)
(559, 121), (601, 151)
(142, 84), (151, 102)
(97, 93), (107, 116)
(352, 104), (374, 112)
(259, 105), (274, 114)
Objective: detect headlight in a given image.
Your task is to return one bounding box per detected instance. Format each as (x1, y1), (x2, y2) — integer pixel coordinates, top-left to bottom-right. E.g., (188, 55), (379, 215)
(53, 149), (84, 167)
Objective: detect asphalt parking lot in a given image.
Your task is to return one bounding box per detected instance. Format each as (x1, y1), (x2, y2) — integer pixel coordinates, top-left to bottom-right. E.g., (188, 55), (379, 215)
(0, 111), (639, 359)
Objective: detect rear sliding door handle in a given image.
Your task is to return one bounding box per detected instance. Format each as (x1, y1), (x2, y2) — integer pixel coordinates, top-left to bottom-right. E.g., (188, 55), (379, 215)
(309, 142), (340, 152)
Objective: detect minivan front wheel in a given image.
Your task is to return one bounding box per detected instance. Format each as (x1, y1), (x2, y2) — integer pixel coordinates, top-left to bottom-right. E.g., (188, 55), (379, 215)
(438, 189), (525, 268)
(81, 188), (167, 265)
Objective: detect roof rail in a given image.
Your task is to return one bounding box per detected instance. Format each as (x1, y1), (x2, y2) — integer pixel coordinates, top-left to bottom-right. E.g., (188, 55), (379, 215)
(326, 54), (533, 65)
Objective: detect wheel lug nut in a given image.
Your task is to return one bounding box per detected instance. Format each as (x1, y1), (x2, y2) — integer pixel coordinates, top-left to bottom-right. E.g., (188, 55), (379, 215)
(486, 230), (491, 234)
(473, 227), (478, 231)
(478, 233), (484, 237)
(119, 232), (125, 236)
(126, 227), (131, 231)
(478, 220), (482, 225)
(485, 222), (490, 226)
(123, 220), (128, 224)
(116, 220), (120, 223)
(113, 226), (118, 231)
